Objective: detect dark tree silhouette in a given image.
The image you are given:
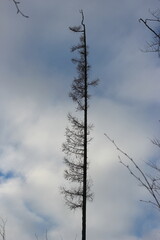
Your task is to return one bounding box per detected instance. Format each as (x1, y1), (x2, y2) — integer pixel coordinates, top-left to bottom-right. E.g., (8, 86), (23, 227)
(61, 10), (98, 240)
(139, 8), (160, 56)
(11, 0), (29, 18)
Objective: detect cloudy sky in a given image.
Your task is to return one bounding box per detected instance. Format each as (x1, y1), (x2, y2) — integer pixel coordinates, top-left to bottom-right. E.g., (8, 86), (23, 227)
(0, 0), (160, 240)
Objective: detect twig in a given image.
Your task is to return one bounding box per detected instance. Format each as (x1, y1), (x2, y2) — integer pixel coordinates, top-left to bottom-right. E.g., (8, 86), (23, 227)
(105, 133), (160, 209)
(139, 18), (159, 38)
(11, 0), (29, 18)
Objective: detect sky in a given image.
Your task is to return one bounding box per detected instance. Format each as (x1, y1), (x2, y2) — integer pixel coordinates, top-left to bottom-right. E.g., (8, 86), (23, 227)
(0, 0), (160, 240)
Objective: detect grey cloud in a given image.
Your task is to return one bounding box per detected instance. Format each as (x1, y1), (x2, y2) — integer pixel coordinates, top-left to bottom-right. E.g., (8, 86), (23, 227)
(0, 0), (159, 240)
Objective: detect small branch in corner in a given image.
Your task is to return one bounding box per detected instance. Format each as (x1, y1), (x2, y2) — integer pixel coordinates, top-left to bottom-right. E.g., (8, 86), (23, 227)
(11, 0), (29, 18)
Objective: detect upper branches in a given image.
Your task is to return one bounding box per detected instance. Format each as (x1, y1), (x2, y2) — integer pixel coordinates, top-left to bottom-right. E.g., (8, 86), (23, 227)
(11, 0), (29, 18)
(69, 10), (84, 33)
(69, 11), (99, 111)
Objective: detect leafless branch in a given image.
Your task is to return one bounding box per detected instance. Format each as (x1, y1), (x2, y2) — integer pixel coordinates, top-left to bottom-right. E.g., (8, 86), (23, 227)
(105, 133), (160, 210)
(139, 18), (160, 38)
(139, 8), (160, 56)
(11, 0), (29, 18)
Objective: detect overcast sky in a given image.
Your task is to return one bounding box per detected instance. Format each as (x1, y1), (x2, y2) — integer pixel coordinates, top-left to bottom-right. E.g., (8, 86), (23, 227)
(0, 0), (160, 240)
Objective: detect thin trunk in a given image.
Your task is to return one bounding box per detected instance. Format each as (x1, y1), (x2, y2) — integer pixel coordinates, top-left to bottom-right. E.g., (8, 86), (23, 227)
(82, 22), (87, 240)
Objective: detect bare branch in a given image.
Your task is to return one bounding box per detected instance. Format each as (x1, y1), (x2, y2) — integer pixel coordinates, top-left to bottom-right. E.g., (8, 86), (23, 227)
(105, 133), (160, 209)
(139, 8), (160, 56)
(11, 0), (29, 18)
(139, 18), (160, 38)
(80, 10), (84, 27)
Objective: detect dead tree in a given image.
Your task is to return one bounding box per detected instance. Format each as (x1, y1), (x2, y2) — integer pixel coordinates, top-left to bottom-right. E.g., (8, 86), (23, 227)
(105, 133), (160, 210)
(61, 11), (98, 240)
(139, 8), (160, 56)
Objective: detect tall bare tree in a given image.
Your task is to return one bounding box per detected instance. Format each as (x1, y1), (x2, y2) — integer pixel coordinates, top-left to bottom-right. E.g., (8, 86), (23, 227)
(61, 11), (98, 240)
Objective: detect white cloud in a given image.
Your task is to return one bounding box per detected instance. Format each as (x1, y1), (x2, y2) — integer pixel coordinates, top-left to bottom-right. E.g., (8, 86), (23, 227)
(0, 0), (159, 240)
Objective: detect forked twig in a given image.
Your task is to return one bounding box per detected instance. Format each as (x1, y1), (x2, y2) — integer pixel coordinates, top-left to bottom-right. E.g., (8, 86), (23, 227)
(11, 0), (29, 18)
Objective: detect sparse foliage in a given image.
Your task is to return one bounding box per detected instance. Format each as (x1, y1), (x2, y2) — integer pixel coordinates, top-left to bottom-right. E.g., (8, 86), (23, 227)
(61, 10), (98, 240)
